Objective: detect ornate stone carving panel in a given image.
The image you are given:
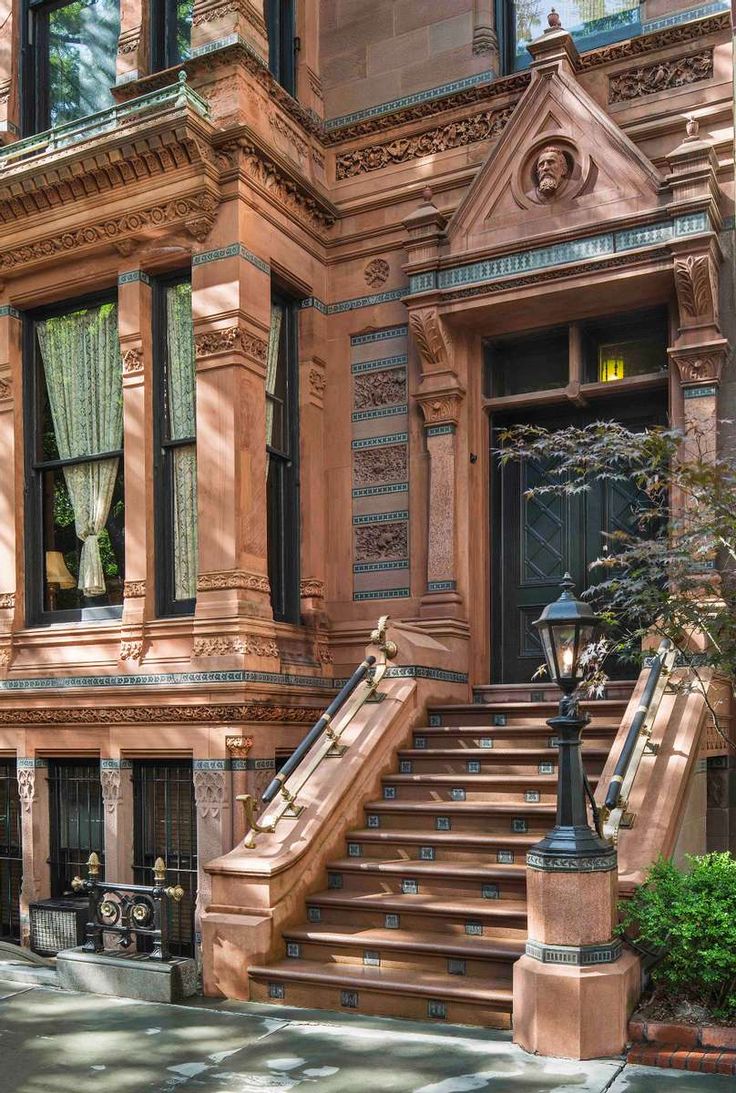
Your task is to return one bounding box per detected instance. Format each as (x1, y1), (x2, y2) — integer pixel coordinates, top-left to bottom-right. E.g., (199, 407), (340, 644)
(353, 445), (407, 487)
(194, 769), (226, 818)
(353, 369), (406, 410)
(609, 49), (713, 104)
(354, 522), (408, 563)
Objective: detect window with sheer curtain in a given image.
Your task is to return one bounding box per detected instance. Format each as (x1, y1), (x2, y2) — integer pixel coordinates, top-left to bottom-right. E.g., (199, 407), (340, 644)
(27, 295), (125, 622)
(155, 275), (197, 615)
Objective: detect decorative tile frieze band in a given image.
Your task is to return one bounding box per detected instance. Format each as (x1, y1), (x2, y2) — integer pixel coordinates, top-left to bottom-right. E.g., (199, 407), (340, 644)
(300, 290), (406, 314)
(17, 757), (48, 768)
(193, 243), (269, 273)
(350, 327), (408, 346)
(0, 306), (21, 319)
(525, 939), (623, 965)
(353, 588), (410, 601)
(325, 71), (495, 133)
(384, 665), (468, 683)
(427, 580), (457, 593)
(684, 384), (718, 399)
(100, 758), (133, 769)
(353, 510), (409, 526)
(352, 432), (408, 450)
(410, 214), (710, 296)
(354, 560), (409, 574)
(426, 424), (456, 437)
(643, 2), (729, 32)
(609, 47), (713, 104)
(351, 354), (408, 375)
(352, 405), (408, 423)
(118, 270), (151, 285)
(0, 670), (333, 692)
(193, 758), (227, 770)
(352, 482), (409, 499)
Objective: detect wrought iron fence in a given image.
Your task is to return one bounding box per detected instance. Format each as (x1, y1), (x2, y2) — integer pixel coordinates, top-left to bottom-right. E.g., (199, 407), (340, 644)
(0, 760), (21, 940)
(72, 852), (184, 961)
(133, 760), (197, 957)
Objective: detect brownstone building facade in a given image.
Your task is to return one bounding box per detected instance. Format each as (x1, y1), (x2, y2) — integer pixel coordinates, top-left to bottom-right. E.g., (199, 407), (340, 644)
(0, 0), (733, 1024)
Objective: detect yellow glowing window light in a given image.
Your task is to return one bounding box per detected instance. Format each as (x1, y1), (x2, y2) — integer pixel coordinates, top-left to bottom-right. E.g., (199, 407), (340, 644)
(599, 341), (627, 383)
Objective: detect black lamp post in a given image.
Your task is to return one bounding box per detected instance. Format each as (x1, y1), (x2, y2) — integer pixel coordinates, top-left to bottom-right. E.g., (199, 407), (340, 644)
(529, 574), (615, 867)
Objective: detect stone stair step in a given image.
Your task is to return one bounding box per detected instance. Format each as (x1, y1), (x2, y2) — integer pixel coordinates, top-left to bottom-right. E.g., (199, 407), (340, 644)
(379, 772), (578, 804)
(362, 799), (556, 835)
(324, 857), (525, 899)
(345, 827), (538, 862)
(305, 889), (527, 938)
(248, 959), (514, 1026)
(281, 923), (522, 979)
(410, 726), (617, 750)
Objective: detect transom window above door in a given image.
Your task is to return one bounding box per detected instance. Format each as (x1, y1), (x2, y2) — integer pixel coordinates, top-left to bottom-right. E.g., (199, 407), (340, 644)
(484, 307), (669, 405)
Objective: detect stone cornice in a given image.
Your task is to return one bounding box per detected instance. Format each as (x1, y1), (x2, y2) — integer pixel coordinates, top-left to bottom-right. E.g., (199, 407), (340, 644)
(0, 105), (217, 223)
(0, 188), (219, 274)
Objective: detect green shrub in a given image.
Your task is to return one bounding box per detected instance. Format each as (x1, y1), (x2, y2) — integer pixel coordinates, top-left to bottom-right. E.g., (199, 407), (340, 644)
(619, 853), (736, 1021)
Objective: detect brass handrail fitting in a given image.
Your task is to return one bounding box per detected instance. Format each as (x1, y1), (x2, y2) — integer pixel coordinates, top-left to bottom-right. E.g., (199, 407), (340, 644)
(238, 616), (398, 848)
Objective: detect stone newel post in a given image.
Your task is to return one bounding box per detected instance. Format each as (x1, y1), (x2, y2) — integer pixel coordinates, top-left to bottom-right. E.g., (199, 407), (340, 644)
(17, 759), (50, 947)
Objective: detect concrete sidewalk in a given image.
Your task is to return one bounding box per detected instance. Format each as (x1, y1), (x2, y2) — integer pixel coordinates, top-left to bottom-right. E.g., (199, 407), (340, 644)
(0, 974), (731, 1093)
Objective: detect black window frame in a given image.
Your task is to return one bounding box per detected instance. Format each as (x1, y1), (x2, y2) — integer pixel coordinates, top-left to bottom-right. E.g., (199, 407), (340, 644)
(153, 270), (196, 619)
(23, 289), (125, 627)
(21, 0), (120, 137)
(265, 0), (297, 96)
(267, 286), (300, 624)
(495, 0), (515, 77)
(48, 758), (105, 898)
(149, 0), (192, 73)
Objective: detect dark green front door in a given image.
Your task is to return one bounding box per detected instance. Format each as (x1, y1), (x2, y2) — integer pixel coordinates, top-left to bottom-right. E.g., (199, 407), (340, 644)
(491, 395), (665, 684)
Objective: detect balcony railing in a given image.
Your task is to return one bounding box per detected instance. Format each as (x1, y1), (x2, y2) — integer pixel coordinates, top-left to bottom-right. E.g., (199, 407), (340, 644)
(0, 72), (210, 171)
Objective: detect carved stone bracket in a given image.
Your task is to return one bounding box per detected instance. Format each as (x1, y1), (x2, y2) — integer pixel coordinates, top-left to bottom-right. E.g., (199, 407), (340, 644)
(673, 252), (719, 328)
(194, 326), (268, 367)
(409, 309), (452, 368)
(193, 635), (279, 658)
(194, 769), (227, 819)
(300, 578), (325, 599)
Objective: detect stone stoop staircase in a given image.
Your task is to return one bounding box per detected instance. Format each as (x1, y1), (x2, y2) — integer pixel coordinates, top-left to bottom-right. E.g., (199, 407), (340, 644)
(248, 682), (634, 1027)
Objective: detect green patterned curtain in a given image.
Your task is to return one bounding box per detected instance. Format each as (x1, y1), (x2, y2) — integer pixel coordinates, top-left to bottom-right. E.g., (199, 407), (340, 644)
(37, 303), (122, 597)
(166, 282), (197, 601)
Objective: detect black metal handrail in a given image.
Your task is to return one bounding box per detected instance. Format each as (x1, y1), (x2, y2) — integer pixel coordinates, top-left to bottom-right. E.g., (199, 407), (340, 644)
(261, 655), (377, 804)
(603, 638), (672, 813)
(71, 852), (185, 961)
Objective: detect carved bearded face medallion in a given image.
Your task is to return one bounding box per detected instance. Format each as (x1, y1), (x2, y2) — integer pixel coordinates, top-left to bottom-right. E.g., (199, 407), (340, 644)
(534, 145), (569, 199)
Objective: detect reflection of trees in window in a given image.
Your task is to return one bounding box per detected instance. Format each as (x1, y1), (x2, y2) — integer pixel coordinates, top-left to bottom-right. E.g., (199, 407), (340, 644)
(150, 0), (193, 71)
(513, 0), (633, 53)
(46, 0), (120, 126)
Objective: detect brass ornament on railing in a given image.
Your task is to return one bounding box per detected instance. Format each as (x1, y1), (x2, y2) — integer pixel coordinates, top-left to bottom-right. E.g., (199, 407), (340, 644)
(238, 616), (398, 849)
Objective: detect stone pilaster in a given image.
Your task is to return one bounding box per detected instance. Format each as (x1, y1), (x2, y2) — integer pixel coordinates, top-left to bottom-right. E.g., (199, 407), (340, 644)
(0, 0), (19, 142)
(193, 760), (230, 953)
(299, 303), (327, 631)
(17, 759), (50, 947)
(0, 306), (20, 667)
(191, 0), (269, 65)
(101, 759), (134, 884)
(417, 391), (465, 618)
(191, 242), (279, 665)
(116, 0), (148, 85)
(118, 270), (154, 667)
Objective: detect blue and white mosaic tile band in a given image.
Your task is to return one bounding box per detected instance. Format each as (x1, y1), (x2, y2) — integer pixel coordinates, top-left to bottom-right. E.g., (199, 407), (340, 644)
(193, 244), (269, 274)
(0, 669), (335, 692)
(302, 290), (406, 315)
(684, 385), (718, 399)
(354, 560), (409, 574)
(352, 405), (408, 423)
(352, 482), (409, 499)
(353, 510), (409, 526)
(0, 306), (21, 320)
(410, 214), (711, 296)
(118, 270), (151, 286)
(351, 326), (408, 347)
(351, 354), (408, 375)
(643, 2), (729, 32)
(325, 71), (494, 132)
(427, 580), (457, 593)
(100, 758), (133, 769)
(352, 432), (408, 451)
(189, 33), (267, 67)
(17, 757), (48, 769)
(353, 587), (410, 601)
(427, 424), (456, 437)
(193, 759), (227, 770)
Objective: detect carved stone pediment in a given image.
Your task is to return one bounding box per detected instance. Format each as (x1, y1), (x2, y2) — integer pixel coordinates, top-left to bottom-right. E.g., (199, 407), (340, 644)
(447, 49), (663, 258)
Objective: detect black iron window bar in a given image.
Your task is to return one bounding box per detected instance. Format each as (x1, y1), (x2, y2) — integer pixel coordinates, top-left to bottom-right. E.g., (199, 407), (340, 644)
(238, 615), (398, 848)
(599, 638), (675, 841)
(71, 852), (185, 961)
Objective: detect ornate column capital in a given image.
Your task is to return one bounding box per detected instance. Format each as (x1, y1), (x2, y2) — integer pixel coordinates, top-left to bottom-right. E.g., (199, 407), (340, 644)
(417, 391), (464, 430)
(668, 342), (727, 389)
(408, 307), (452, 371)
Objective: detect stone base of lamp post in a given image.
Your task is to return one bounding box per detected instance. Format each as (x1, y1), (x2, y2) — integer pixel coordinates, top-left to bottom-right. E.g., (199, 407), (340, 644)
(512, 857), (641, 1059)
(513, 948), (641, 1060)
